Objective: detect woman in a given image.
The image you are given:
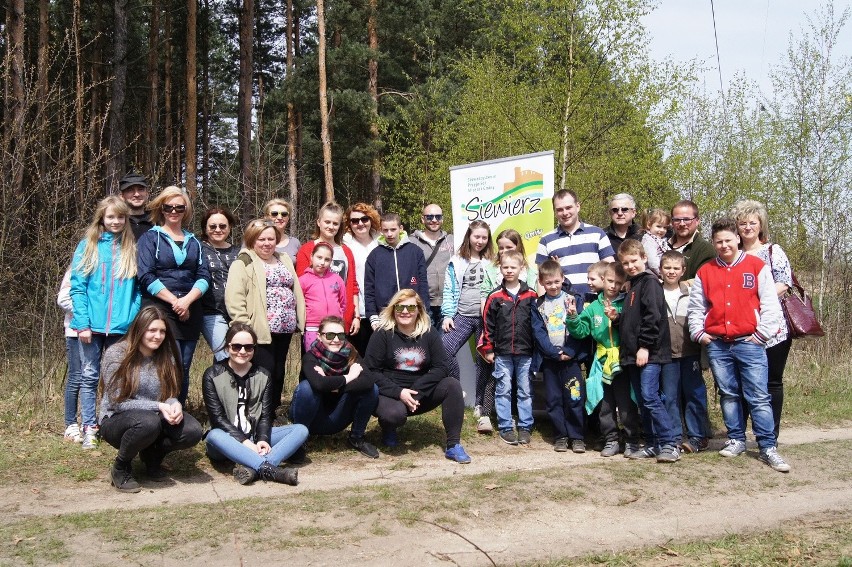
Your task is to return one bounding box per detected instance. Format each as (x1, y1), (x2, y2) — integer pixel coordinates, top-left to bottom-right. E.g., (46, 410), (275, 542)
(342, 203), (381, 355)
(203, 323), (306, 485)
(364, 289), (471, 463)
(290, 316), (380, 458)
(731, 199), (792, 439)
(264, 198), (300, 264)
(200, 206), (239, 361)
(137, 186), (210, 404)
(99, 306), (203, 493)
(296, 202), (360, 336)
(226, 219), (305, 411)
(70, 196), (141, 448)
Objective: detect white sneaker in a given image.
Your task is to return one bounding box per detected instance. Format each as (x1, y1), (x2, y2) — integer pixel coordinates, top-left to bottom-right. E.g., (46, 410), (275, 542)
(476, 416), (493, 434)
(759, 447), (791, 473)
(473, 405), (482, 419)
(82, 425), (100, 450)
(64, 423), (83, 443)
(719, 438), (747, 458)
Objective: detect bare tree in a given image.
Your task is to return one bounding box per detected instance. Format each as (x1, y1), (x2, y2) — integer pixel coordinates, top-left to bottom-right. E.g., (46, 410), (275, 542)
(4, 0), (26, 201)
(238, 0), (255, 213)
(286, 0), (299, 219)
(106, 0), (130, 193)
(317, 0), (334, 202)
(185, 0), (198, 199)
(146, 0), (160, 179)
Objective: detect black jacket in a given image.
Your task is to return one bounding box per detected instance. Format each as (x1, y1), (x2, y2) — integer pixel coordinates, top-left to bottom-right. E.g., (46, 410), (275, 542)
(617, 270), (672, 365)
(299, 351), (377, 394)
(364, 328), (448, 399)
(202, 362), (273, 444)
(481, 281), (539, 356)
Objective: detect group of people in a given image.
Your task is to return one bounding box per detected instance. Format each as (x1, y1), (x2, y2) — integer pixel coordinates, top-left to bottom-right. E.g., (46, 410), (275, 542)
(59, 175), (795, 494)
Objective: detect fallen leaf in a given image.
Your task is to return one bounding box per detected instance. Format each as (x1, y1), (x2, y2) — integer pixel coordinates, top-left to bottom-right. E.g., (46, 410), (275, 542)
(484, 484), (501, 490)
(30, 488), (40, 494)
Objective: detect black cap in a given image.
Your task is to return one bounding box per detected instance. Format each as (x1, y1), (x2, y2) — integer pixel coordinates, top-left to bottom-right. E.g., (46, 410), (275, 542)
(119, 172), (148, 192)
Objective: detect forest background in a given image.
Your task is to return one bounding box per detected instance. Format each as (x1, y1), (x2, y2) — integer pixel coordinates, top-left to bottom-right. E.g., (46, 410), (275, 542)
(0, 0), (850, 406)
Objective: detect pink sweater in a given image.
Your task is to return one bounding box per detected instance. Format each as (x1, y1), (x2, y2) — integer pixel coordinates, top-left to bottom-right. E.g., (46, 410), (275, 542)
(299, 268), (346, 328)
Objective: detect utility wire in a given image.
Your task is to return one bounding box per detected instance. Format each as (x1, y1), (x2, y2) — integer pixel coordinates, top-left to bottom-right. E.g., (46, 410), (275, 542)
(710, 0), (726, 108)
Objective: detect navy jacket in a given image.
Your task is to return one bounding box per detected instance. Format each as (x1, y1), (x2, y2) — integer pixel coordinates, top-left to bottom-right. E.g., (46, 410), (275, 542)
(531, 291), (591, 373)
(364, 234), (429, 323)
(137, 226), (211, 300)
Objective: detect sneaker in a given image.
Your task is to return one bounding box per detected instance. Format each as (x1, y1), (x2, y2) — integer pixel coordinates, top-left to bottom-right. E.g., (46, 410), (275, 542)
(144, 463), (169, 481)
(473, 405), (482, 419)
(381, 429), (399, 448)
(571, 439), (586, 453)
(81, 425), (99, 450)
(682, 437), (709, 454)
(476, 416), (493, 434)
(759, 447), (791, 473)
(233, 464), (258, 485)
(719, 439), (747, 458)
(627, 446), (659, 459)
(110, 462), (141, 493)
(445, 444), (472, 464)
(657, 445), (681, 463)
(64, 423), (83, 443)
(553, 437), (569, 452)
(348, 436), (380, 459)
(623, 443), (641, 458)
(258, 462), (299, 485)
(600, 440), (621, 457)
(500, 429), (518, 445)
(517, 429), (532, 445)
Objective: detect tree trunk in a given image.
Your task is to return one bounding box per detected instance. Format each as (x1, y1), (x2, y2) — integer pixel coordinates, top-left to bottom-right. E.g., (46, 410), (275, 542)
(238, 0), (255, 214)
(5, 0), (25, 201)
(316, 0), (334, 202)
(368, 0), (381, 211)
(146, 0), (160, 180)
(164, 6), (174, 183)
(185, 0), (198, 199)
(73, 0), (85, 202)
(558, 9), (575, 193)
(107, 0), (130, 193)
(285, 0), (299, 220)
(202, 0), (211, 193)
(36, 0), (49, 177)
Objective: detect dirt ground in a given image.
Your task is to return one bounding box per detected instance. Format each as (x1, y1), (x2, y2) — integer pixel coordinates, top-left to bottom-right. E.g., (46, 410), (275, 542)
(2, 425), (852, 566)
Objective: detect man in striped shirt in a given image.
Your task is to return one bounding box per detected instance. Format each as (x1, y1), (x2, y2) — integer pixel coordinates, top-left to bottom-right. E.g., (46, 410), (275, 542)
(535, 189), (615, 295)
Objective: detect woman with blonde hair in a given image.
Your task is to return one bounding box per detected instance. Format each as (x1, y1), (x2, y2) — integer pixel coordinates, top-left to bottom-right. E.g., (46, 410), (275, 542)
(70, 195), (141, 449)
(342, 202), (381, 354)
(264, 198), (300, 263)
(137, 186), (210, 404)
(364, 289), (470, 463)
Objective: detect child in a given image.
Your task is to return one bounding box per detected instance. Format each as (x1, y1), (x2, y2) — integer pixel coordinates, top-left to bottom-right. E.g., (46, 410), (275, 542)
(70, 196), (141, 450)
(688, 218), (790, 473)
(480, 228), (539, 304)
(480, 250), (539, 445)
(299, 241), (347, 350)
(532, 260), (590, 453)
(660, 250), (711, 453)
(441, 221), (494, 433)
(567, 262), (641, 457)
(616, 239), (678, 463)
(58, 268), (84, 443)
(640, 208), (671, 277)
(586, 261), (609, 295)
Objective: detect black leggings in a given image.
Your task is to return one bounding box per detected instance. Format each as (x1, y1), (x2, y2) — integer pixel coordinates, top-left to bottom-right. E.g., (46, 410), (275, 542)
(254, 332), (293, 410)
(376, 376), (464, 447)
(100, 409), (202, 465)
(766, 336), (792, 438)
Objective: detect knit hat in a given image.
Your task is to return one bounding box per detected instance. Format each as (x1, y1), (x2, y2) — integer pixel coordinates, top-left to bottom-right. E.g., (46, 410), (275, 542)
(118, 172), (148, 192)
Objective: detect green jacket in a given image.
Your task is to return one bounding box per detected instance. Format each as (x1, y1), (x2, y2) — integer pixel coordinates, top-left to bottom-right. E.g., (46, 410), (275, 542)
(566, 292), (623, 348)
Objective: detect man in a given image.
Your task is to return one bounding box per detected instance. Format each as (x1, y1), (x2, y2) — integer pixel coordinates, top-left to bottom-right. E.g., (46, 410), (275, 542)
(535, 189), (614, 296)
(669, 199), (715, 282)
(118, 172), (153, 240)
(410, 203), (454, 327)
(605, 193), (641, 255)
(365, 213), (430, 329)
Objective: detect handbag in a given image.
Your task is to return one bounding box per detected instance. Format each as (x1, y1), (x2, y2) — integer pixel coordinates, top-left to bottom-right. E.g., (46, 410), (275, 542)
(769, 245), (824, 339)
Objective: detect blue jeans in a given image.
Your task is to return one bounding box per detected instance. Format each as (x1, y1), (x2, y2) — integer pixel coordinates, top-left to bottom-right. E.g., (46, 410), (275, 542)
(627, 363), (675, 448)
(661, 355), (711, 442)
(289, 380), (379, 438)
(177, 339), (198, 405)
(494, 354), (533, 431)
(707, 339), (776, 449)
(64, 337), (84, 426)
(201, 314), (230, 362)
(78, 334), (122, 427)
(205, 424), (309, 470)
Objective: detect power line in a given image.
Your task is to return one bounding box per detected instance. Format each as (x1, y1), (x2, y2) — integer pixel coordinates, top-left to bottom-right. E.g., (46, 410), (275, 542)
(710, 0), (726, 107)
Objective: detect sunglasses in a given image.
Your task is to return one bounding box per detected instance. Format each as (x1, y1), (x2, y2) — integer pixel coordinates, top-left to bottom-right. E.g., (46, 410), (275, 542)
(228, 343), (255, 353)
(321, 331), (346, 341)
(208, 223), (228, 231)
(349, 216), (370, 225)
(162, 204), (187, 214)
(394, 304), (418, 313)
(423, 214), (443, 221)
(269, 210), (289, 218)
(610, 207), (633, 214)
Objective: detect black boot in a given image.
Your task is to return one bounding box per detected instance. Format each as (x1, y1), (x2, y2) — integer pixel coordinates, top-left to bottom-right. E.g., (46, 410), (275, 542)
(233, 464), (259, 485)
(110, 460), (142, 493)
(348, 435), (380, 459)
(258, 462), (299, 486)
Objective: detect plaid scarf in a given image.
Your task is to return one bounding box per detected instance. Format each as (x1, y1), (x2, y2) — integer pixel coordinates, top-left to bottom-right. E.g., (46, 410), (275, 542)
(308, 340), (353, 376)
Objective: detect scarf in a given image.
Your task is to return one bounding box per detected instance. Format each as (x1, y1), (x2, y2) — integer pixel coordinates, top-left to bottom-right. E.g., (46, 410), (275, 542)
(309, 340), (353, 376)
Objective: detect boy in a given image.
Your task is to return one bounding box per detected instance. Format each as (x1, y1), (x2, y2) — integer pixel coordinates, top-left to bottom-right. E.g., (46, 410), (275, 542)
(531, 260), (590, 453)
(567, 262), (641, 457)
(688, 218), (790, 473)
(365, 213), (430, 329)
(481, 250), (539, 445)
(660, 250), (711, 453)
(616, 239), (679, 463)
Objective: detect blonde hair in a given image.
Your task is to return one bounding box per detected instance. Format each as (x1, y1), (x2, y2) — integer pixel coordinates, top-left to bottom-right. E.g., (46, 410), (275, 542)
(264, 198), (293, 233)
(77, 196), (137, 279)
(148, 186), (193, 228)
(377, 289), (431, 338)
(729, 199), (771, 243)
(641, 208), (671, 230)
(243, 219), (281, 249)
(310, 201), (345, 244)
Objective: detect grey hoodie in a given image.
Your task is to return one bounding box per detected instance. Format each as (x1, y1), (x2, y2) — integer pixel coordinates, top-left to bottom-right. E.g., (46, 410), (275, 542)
(410, 229), (454, 307)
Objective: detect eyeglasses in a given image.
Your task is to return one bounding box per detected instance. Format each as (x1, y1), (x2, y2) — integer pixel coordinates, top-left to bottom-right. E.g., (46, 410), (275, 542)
(349, 216), (370, 225)
(228, 343), (255, 353)
(610, 207), (633, 214)
(269, 210), (289, 218)
(251, 220), (275, 228)
(321, 331), (346, 341)
(672, 217), (697, 224)
(162, 204), (187, 214)
(208, 223), (228, 231)
(737, 221), (759, 228)
(423, 214), (443, 221)
(394, 304), (418, 313)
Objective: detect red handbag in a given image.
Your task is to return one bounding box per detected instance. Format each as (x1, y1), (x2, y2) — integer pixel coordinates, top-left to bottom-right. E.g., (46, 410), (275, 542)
(769, 245), (824, 339)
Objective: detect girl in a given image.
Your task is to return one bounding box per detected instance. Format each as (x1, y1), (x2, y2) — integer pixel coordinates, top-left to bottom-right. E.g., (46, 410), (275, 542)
(70, 196), (141, 449)
(640, 208), (671, 277)
(480, 229), (539, 304)
(203, 323), (306, 485)
(99, 306), (203, 492)
(299, 242), (346, 350)
(441, 221), (494, 434)
(58, 268), (84, 443)
(200, 207), (239, 361)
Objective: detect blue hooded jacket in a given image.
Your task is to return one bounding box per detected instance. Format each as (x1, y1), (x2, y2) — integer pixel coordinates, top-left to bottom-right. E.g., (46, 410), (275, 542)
(136, 226), (210, 299)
